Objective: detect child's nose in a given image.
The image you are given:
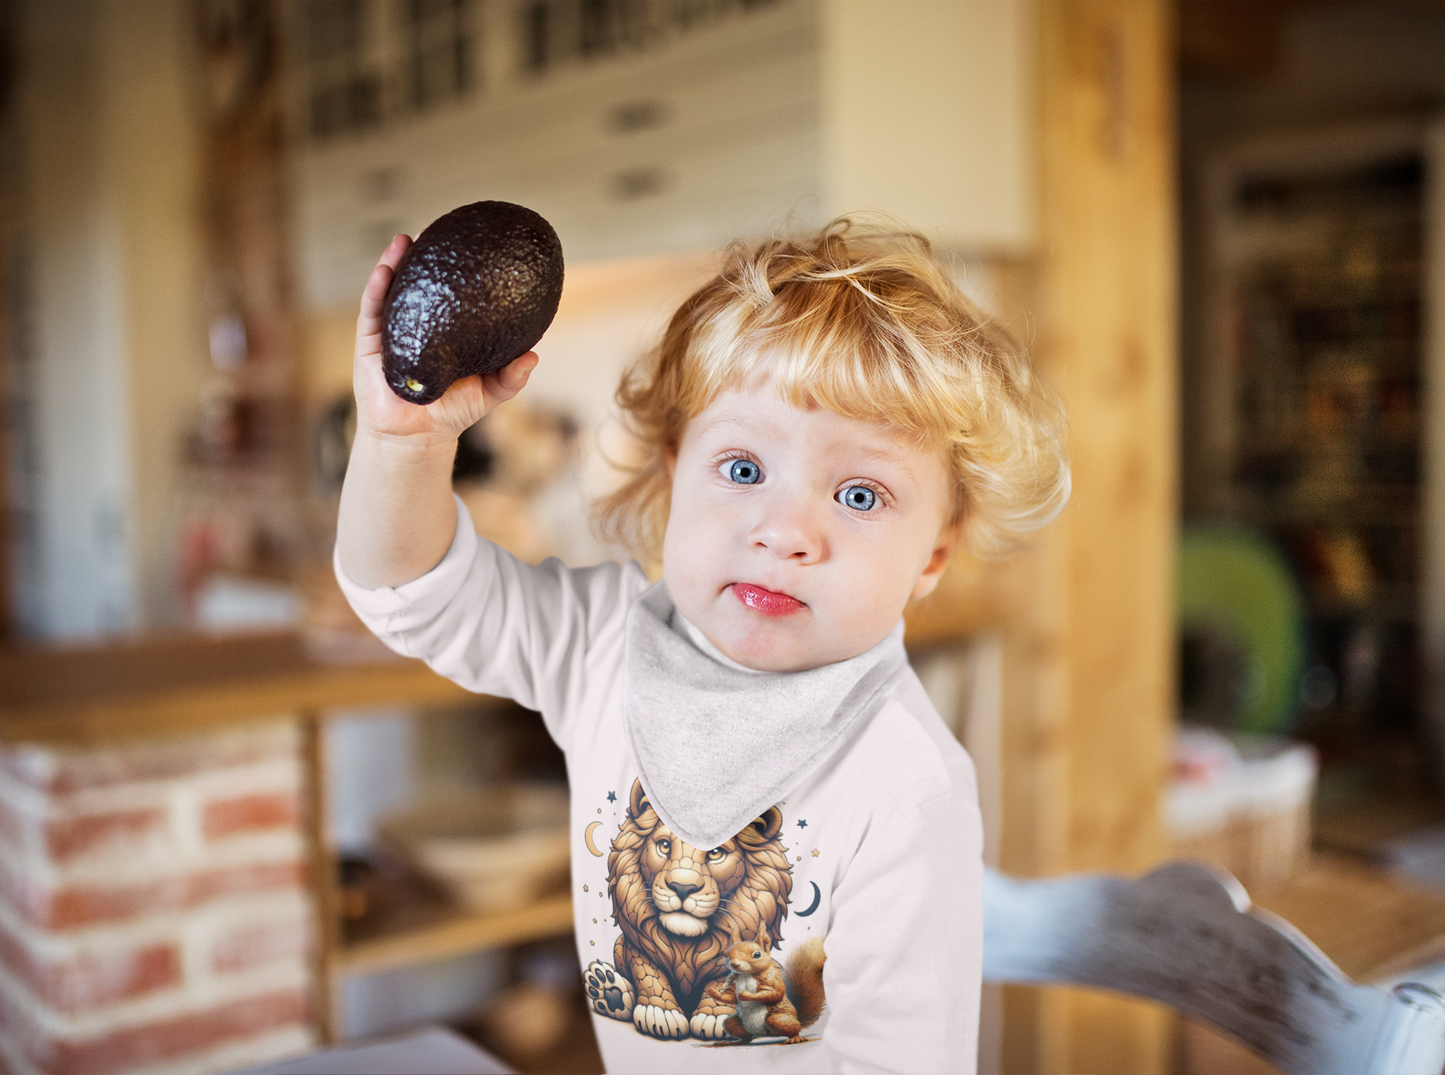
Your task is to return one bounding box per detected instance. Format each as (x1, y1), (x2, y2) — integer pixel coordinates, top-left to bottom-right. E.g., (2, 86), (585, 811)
(749, 500), (825, 562)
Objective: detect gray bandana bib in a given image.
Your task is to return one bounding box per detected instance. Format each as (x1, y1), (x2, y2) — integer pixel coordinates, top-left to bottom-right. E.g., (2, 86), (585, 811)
(623, 581), (907, 849)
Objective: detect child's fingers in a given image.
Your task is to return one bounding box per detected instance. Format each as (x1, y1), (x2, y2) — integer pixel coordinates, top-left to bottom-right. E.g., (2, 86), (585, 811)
(356, 235), (412, 334)
(379, 232), (411, 271)
(484, 351), (539, 405)
(500, 351), (540, 390)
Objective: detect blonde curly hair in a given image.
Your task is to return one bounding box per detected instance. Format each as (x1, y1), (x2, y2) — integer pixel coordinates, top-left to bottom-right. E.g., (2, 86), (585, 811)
(593, 217), (1070, 560)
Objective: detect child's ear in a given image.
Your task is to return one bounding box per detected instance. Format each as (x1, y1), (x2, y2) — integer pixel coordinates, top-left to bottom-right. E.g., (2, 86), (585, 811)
(910, 520), (964, 603)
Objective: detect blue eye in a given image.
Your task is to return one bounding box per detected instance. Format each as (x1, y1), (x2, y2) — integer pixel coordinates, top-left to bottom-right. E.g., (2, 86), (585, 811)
(839, 485), (877, 511)
(726, 459), (762, 485)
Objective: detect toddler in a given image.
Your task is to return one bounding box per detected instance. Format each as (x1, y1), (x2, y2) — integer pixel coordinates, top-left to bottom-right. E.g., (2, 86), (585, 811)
(336, 219), (1069, 1072)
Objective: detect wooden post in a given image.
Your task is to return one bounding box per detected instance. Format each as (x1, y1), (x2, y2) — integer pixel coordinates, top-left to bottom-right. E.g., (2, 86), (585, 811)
(0, 171), (11, 643)
(0, 4), (15, 642)
(1420, 121), (1445, 781)
(1000, 1), (1178, 1071)
(300, 711), (343, 1043)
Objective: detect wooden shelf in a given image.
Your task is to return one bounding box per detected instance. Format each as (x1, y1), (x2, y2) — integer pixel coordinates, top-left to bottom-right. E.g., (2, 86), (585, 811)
(336, 892), (574, 977)
(0, 631), (478, 744)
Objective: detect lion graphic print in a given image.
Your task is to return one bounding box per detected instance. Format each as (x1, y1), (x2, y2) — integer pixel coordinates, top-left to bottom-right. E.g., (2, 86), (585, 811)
(581, 780), (828, 1047)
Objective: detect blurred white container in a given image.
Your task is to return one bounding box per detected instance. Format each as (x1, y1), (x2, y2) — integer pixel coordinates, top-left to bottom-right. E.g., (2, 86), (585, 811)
(196, 574), (302, 632)
(1168, 726), (1319, 893)
(379, 784), (570, 912)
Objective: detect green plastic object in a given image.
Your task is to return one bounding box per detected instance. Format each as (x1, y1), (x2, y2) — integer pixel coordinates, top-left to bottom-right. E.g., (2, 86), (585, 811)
(1178, 527), (1305, 734)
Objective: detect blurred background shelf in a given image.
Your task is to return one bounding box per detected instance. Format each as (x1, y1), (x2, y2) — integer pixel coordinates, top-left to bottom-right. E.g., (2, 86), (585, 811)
(0, 630), (475, 742)
(337, 891), (574, 978)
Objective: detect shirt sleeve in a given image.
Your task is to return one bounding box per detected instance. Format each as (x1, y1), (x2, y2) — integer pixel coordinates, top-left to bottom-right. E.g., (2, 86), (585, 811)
(333, 494), (646, 749)
(820, 791), (984, 1074)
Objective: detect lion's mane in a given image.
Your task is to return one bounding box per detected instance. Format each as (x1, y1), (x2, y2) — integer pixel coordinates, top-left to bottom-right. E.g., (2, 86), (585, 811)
(607, 779), (793, 1013)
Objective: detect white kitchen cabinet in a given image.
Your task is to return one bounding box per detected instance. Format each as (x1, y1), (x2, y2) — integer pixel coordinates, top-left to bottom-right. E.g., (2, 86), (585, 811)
(292, 0), (822, 309)
(290, 0), (1039, 311)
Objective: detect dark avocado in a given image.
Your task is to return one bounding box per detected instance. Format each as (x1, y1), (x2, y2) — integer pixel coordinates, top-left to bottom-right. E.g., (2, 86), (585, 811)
(381, 201), (564, 405)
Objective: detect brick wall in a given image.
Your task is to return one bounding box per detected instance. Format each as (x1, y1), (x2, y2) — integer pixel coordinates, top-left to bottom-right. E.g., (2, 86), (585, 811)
(0, 722), (317, 1075)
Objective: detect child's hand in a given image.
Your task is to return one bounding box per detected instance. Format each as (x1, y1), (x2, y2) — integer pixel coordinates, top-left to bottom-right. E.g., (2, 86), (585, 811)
(352, 234), (539, 446)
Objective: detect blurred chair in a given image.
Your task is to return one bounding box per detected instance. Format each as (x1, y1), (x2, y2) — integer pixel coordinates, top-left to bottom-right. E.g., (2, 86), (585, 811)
(983, 862), (1445, 1075)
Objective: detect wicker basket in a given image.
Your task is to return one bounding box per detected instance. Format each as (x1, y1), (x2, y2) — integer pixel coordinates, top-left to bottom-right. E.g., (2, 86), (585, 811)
(378, 783), (570, 912)
(1168, 731), (1318, 894)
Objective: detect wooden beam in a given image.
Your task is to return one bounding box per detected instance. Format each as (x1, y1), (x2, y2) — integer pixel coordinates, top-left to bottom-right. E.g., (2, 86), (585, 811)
(1420, 120), (1445, 780)
(300, 712), (342, 1044)
(0, 632), (478, 745)
(0, 3), (14, 643)
(1000, 1), (1178, 1071)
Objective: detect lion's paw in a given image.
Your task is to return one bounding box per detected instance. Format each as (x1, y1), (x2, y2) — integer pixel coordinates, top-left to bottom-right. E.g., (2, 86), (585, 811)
(634, 1002), (689, 1039)
(690, 1011), (734, 1040)
(583, 960), (634, 1021)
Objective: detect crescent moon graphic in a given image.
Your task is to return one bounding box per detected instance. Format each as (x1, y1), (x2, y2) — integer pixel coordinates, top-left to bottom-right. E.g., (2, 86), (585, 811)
(795, 881), (821, 917)
(584, 821), (605, 857)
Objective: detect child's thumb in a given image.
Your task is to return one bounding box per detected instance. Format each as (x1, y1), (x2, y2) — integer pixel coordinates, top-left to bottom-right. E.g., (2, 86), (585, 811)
(502, 351), (540, 391)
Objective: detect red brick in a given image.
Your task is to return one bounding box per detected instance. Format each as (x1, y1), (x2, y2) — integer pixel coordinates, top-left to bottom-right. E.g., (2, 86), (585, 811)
(47, 808), (170, 863)
(2, 860), (305, 929)
(1, 790), (133, 862)
(0, 779), (165, 864)
(0, 918), (180, 1012)
(0, 730), (297, 794)
(6, 986), (308, 1075)
(202, 790), (300, 840)
(211, 916), (312, 974)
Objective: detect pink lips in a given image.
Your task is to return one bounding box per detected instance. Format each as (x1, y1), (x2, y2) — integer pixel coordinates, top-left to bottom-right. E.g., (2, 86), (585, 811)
(731, 583), (804, 617)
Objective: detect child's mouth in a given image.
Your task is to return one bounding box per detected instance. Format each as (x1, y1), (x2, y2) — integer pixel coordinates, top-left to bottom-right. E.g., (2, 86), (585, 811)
(731, 583), (804, 617)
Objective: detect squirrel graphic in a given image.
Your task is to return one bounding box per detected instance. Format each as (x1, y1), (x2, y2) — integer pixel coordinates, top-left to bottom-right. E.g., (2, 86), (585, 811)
(704, 921), (826, 1044)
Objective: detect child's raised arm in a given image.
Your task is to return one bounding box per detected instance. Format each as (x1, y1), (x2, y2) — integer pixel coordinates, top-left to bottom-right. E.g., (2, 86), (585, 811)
(336, 235), (538, 589)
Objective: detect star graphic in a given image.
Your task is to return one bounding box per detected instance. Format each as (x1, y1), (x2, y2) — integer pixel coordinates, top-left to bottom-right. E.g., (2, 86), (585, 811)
(607, 791), (616, 803)
(797, 819), (808, 829)
(812, 849), (820, 858)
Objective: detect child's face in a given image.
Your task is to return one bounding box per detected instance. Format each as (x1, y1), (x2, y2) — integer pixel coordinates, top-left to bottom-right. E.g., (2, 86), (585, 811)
(662, 380), (959, 673)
